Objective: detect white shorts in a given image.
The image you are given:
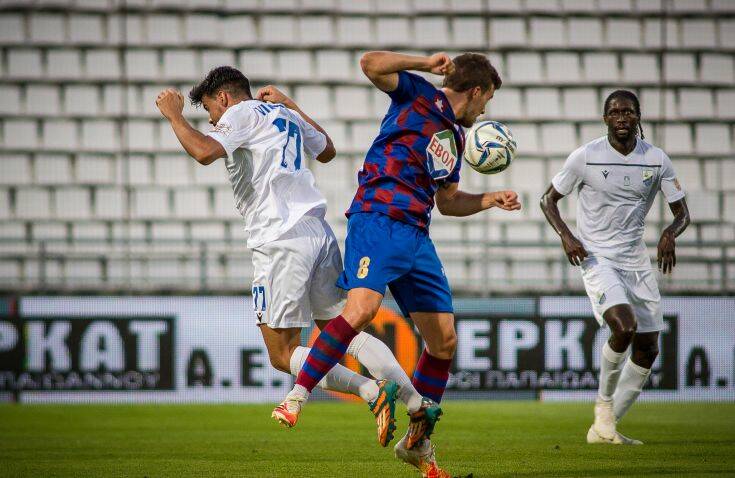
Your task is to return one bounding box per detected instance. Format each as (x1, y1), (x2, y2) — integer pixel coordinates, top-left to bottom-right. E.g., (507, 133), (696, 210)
(251, 212), (346, 329)
(581, 258), (664, 333)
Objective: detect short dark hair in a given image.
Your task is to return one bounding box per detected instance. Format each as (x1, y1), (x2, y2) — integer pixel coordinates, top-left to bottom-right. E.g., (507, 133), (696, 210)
(442, 53), (502, 93)
(603, 89), (645, 139)
(189, 66), (252, 106)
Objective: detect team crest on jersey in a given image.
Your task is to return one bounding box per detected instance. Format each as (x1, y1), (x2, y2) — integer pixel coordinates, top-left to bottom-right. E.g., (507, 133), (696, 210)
(212, 122), (233, 136)
(643, 169), (654, 185)
(426, 129), (458, 180)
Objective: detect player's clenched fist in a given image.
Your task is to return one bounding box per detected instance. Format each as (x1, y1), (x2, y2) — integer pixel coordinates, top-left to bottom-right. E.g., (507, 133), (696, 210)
(156, 88), (184, 120)
(490, 190), (522, 211)
(257, 85), (294, 109)
(427, 53), (455, 76)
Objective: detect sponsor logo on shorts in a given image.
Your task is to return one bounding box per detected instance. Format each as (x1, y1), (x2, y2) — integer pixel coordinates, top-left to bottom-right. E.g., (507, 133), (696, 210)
(598, 293), (606, 305)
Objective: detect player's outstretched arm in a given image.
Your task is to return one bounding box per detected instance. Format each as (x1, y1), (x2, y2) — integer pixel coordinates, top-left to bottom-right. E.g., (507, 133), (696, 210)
(657, 198), (690, 274)
(156, 88), (225, 165)
(257, 85), (336, 163)
(436, 182), (521, 217)
(540, 184), (588, 266)
(359, 51), (455, 93)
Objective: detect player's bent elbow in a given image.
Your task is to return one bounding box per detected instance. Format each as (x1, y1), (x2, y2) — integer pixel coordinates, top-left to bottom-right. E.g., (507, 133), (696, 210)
(316, 144), (337, 163)
(359, 52), (376, 75)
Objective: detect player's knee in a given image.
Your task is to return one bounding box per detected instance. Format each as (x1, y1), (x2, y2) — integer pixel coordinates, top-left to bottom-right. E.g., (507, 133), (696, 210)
(268, 353), (291, 374)
(428, 330), (457, 359)
(611, 320), (637, 344)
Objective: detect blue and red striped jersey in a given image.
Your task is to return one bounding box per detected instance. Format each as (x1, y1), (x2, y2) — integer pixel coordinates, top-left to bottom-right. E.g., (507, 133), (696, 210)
(346, 71), (465, 229)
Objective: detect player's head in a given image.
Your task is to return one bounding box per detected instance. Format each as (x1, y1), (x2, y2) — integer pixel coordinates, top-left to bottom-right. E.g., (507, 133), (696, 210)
(190, 66), (253, 125)
(442, 53), (502, 127)
(603, 89), (645, 141)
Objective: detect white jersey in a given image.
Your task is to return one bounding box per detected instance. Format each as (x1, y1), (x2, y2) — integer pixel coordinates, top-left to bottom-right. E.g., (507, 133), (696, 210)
(208, 100), (328, 248)
(552, 136), (685, 270)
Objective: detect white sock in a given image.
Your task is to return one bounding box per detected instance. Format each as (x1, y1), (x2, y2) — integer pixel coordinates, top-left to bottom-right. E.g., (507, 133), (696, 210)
(613, 357), (651, 421)
(598, 342), (627, 401)
(347, 332), (424, 413)
(289, 346), (379, 402)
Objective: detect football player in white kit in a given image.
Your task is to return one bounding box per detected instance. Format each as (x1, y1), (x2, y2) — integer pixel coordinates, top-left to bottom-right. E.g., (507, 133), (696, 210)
(541, 90), (691, 445)
(156, 67), (430, 446)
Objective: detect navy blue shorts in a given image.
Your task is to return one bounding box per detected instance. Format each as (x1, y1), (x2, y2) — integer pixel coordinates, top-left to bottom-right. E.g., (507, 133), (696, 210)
(336, 212), (453, 317)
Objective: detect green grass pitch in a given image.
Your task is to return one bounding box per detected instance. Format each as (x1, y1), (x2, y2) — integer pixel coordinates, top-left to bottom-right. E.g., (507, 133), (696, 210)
(1, 401), (734, 477)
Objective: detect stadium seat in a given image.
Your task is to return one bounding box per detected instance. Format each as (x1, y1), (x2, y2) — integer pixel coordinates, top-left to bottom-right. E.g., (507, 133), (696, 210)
(27, 85), (60, 116)
(526, 88), (562, 119)
(64, 85), (100, 116)
(682, 19), (717, 48)
(530, 18), (565, 47)
(642, 19), (680, 48)
(486, 87), (523, 120)
(294, 86), (332, 120)
(640, 88), (677, 120)
(679, 90), (714, 119)
(335, 87), (370, 119)
(29, 14), (65, 44)
(147, 15), (182, 46)
(660, 124), (693, 154)
(490, 19), (527, 47)
(0, 189), (8, 220)
(0, 14), (24, 44)
(184, 14), (220, 45)
(582, 53), (619, 84)
(221, 16), (257, 47)
(56, 188), (92, 219)
(72, 222), (108, 241)
(450, 18), (485, 48)
(94, 187), (127, 219)
(133, 188), (170, 219)
(69, 14), (105, 44)
(151, 222), (187, 241)
(546, 53), (582, 85)
(107, 14), (144, 46)
(622, 54), (659, 84)
(3, 119), (38, 149)
(43, 120), (78, 151)
(174, 188), (211, 219)
(507, 53), (543, 84)
(375, 17), (411, 48)
(86, 50), (121, 79)
(606, 19), (641, 48)
(0, 85), (21, 114)
(695, 124), (732, 155)
(700, 54), (735, 84)
(191, 222), (227, 241)
(125, 120), (156, 152)
(0, 155), (31, 185)
(7, 49), (43, 78)
(664, 54), (697, 83)
(541, 124), (577, 155)
(125, 50), (160, 80)
(315, 51), (353, 81)
(673, 159), (702, 191)
(336, 17), (372, 47)
(35, 154), (72, 184)
(720, 19), (735, 48)
(567, 18), (603, 48)
(153, 154), (191, 186)
(261, 15), (297, 46)
(562, 88), (598, 120)
(238, 51), (276, 80)
(350, 122), (380, 153)
(298, 16), (334, 46)
(599, 0), (634, 12)
(163, 50), (198, 80)
(15, 188), (52, 219)
(193, 161), (228, 186)
(47, 50), (83, 80)
(687, 191), (721, 221)
(715, 90), (735, 119)
(414, 17), (451, 48)
(511, 123), (540, 155)
(509, 158), (546, 192)
(724, 193), (735, 222)
(214, 187), (237, 219)
(277, 51), (314, 81)
(31, 222), (67, 241)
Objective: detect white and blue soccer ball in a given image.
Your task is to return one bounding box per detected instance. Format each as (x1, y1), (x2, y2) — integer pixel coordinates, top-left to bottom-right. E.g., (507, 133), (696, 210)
(463, 121), (517, 175)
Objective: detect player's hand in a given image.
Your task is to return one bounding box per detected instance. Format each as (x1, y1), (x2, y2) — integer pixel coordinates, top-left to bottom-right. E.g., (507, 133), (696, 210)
(155, 88), (185, 120)
(427, 53), (455, 76)
(561, 233), (588, 266)
(657, 228), (676, 274)
(489, 190), (521, 211)
(257, 85), (295, 109)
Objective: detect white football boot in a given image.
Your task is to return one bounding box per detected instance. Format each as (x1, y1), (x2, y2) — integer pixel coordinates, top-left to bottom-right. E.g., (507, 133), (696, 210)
(394, 435), (450, 478)
(592, 398), (616, 440)
(587, 425), (643, 445)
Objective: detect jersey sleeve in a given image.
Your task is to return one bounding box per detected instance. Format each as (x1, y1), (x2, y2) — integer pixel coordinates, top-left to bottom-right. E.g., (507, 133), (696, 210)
(206, 106), (258, 157)
(551, 146), (586, 196)
(387, 71), (421, 103)
(660, 151), (686, 203)
(291, 112), (328, 159)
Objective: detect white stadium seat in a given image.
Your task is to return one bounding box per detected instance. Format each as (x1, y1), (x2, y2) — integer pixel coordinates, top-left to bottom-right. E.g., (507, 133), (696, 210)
(0, 155), (31, 185)
(214, 187), (237, 219)
(530, 18), (564, 48)
(76, 155), (114, 185)
(643, 19), (680, 49)
(43, 120), (78, 151)
(622, 54), (659, 84)
(295, 86), (333, 120)
(672, 0), (708, 13)
(0, 85), (21, 114)
(640, 88), (677, 120)
(526, 88), (562, 120)
(15, 188), (52, 219)
(133, 188), (170, 219)
(541, 124), (577, 155)
(489, 19), (526, 47)
(261, 16), (297, 46)
(85, 50), (121, 79)
(185, 14), (220, 45)
(94, 187), (127, 219)
(506, 53), (543, 84)
(64, 86), (100, 116)
(56, 188), (92, 219)
(193, 161), (228, 186)
(546, 53), (582, 85)
(69, 14), (105, 44)
(510, 123), (540, 155)
(562, 89), (598, 120)
(190, 222), (226, 241)
(450, 18), (485, 48)
(682, 20), (717, 48)
(715, 90), (735, 119)
(222, 16), (257, 47)
(375, 18), (411, 48)
(336, 17), (373, 47)
(277, 51), (313, 81)
(700, 54), (735, 85)
(582, 53), (620, 84)
(672, 159), (701, 191)
(414, 17), (451, 49)
(0, 14), (24, 44)
(29, 14), (65, 45)
(486, 0), (523, 13)
(664, 54), (697, 83)
(47, 50), (83, 80)
(606, 19), (641, 48)
(26, 86), (60, 116)
(35, 154), (72, 184)
(4, 119), (39, 149)
(599, 0), (634, 12)
(31, 222), (67, 240)
(315, 50), (353, 81)
(485, 87), (523, 120)
(125, 50), (160, 80)
(0, 189), (9, 220)
(162, 50), (198, 80)
(298, 16), (335, 46)
(155, 154), (193, 185)
(151, 222), (186, 241)
(567, 18), (603, 48)
(147, 15), (182, 46)
(335, 87), (371, 120)
(239, 51), (276, 80)
(660, 124), (693, 155)
(679, 90), (714, 119)
(7, 49), (43, 78)
(695, 124), (732, 155)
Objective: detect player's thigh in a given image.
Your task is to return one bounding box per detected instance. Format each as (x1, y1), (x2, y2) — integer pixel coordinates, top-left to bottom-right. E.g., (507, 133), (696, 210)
(251, 235), (315, 329)
(336, 213), (414, 297)
(389, 232), (453, 319)
(258, 324), (302, 372)
(625, 269), (665, 334)
(309, 219), (346, 322)
(410, 312), (456, 359)
(581, 258), (631, 328)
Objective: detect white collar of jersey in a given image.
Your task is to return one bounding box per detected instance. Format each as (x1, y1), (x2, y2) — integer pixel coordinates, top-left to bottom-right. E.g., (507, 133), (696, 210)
(606, 136), (640, 161)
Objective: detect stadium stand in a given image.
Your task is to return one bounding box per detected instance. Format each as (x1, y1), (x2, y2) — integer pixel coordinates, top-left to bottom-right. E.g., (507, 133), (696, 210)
(0, 0), (733, 294)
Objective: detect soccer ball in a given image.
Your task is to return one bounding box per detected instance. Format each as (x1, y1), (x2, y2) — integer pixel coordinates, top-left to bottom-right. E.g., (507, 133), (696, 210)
(463, 121), (517, 175)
